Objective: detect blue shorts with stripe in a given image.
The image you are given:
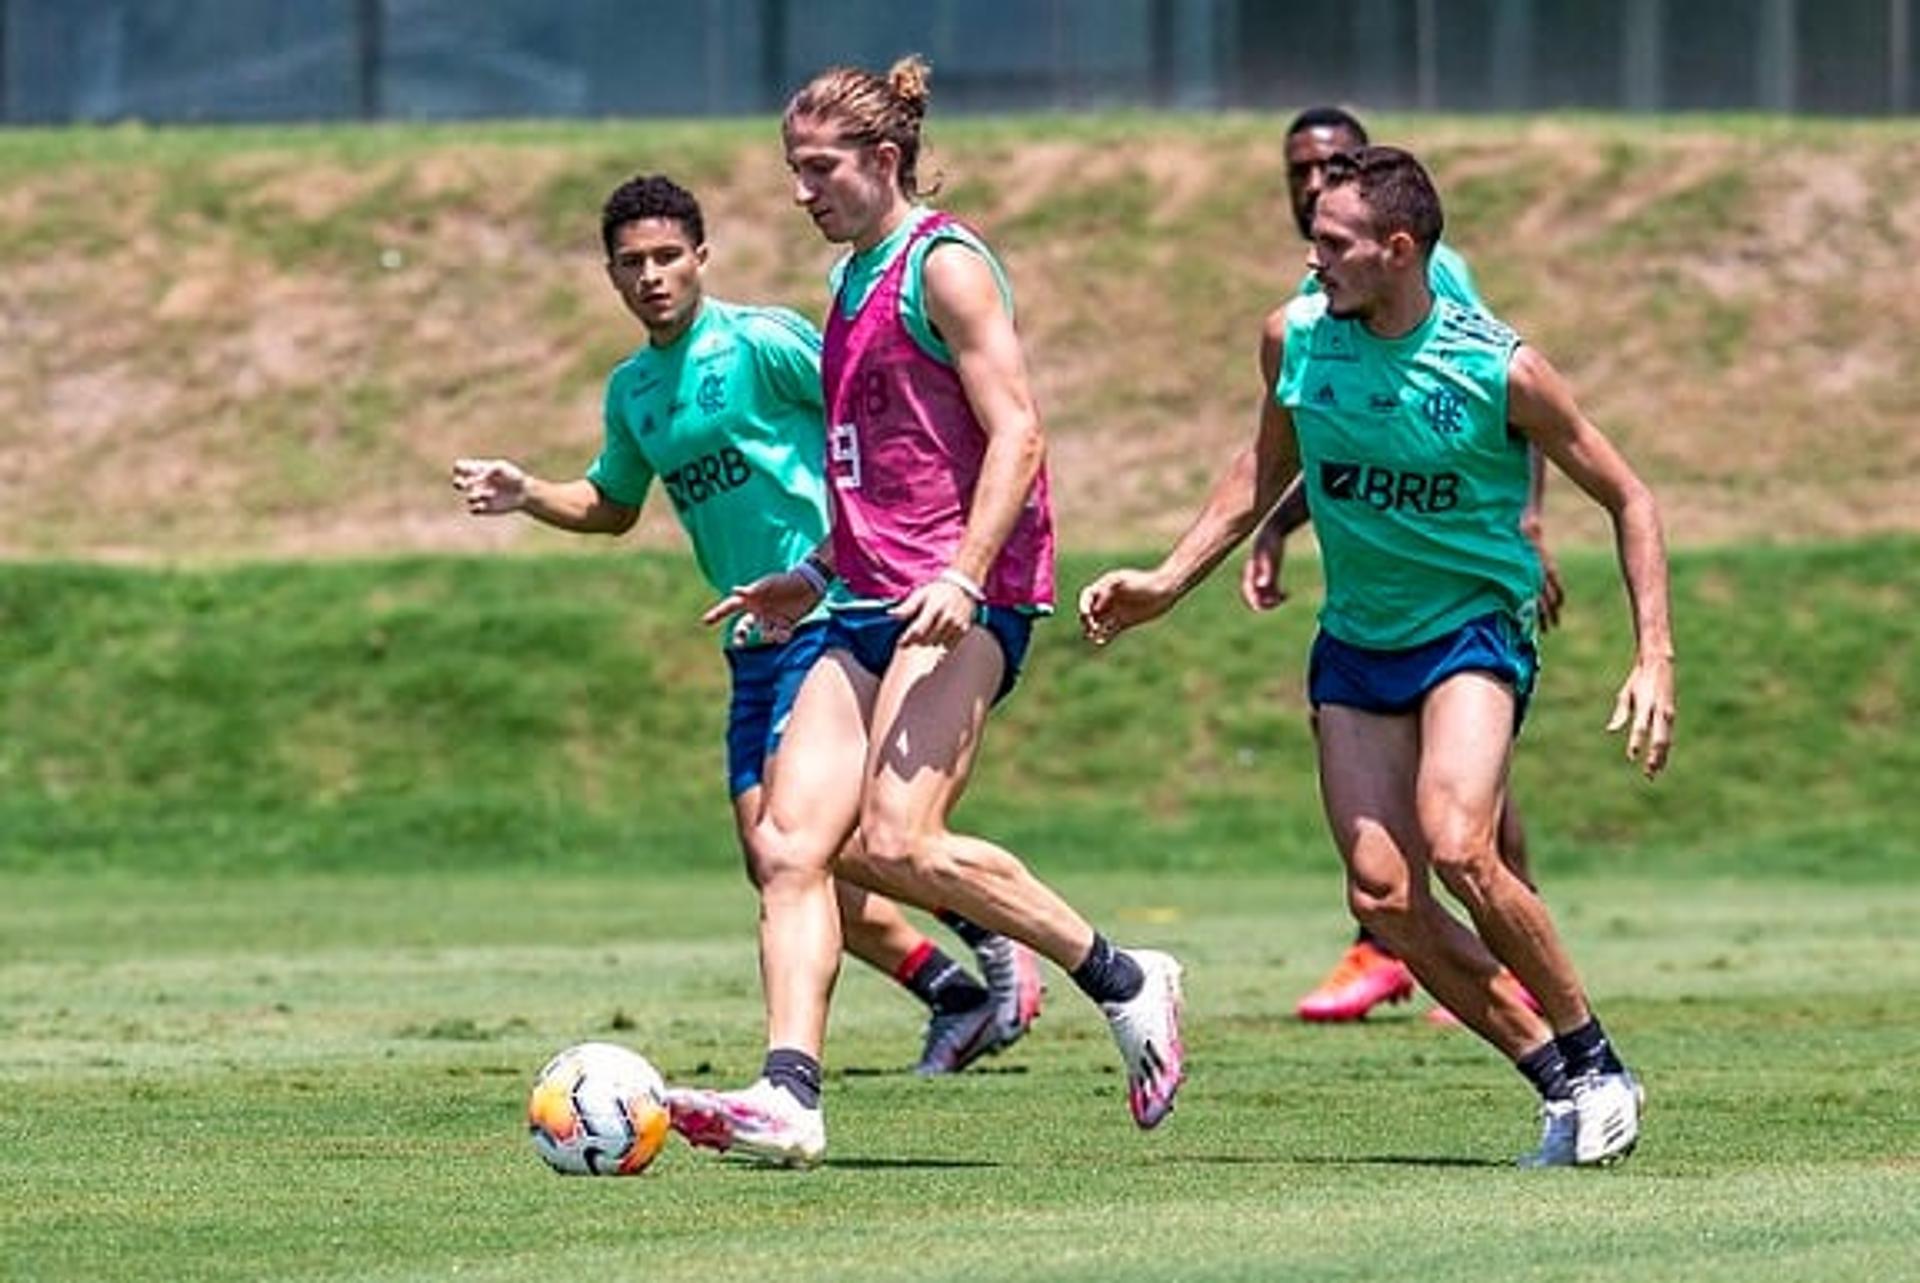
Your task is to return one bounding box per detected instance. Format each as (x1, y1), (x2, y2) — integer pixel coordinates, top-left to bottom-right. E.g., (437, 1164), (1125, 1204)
(723, 621), (829, 798)
(1308, 611), (1538, 731)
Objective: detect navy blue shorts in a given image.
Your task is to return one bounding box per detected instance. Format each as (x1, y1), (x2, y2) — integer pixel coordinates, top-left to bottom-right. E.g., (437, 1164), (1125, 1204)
(1309, 612), (1538, 731)
(824, 604), (1037, 706)
(723, 622), (829, 798)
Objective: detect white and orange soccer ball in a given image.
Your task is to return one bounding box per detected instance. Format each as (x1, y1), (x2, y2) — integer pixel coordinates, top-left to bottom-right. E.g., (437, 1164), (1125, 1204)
(526, 1042), (671, 1176)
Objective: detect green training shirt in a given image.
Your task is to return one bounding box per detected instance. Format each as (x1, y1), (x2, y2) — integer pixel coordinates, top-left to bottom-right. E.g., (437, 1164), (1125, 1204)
(587, 299), (835, 645)
(1277, 289), (1540, 651)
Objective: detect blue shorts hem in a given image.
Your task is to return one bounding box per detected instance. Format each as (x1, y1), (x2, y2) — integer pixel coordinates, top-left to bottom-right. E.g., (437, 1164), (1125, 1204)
(825, 604), (1036, 705)
(1308, 613), (1537, 731)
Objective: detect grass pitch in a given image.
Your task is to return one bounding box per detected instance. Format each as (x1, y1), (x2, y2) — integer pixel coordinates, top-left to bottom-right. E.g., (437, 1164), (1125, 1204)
(1, 545), (1913, 1278)
(3, 870), (1915, 1282)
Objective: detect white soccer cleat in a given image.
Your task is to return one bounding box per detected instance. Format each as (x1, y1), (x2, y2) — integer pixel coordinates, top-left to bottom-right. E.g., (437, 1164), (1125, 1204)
(1101, 948), (1186, 1129)
(665, 1079), (826, 1169)
(974, 935), (1045, 1049)
(915, 1000), (1002, 1076)
(1571, 1068), (1644, 1166)
(1517, 1097), (1579, 1168)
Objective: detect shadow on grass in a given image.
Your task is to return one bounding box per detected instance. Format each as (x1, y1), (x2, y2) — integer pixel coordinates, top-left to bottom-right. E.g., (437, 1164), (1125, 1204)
(1290, 1153), (1507, 1169)
(825, 1156), (1002, 1171)
(839, 1063), (1032, 1078)
(1128, 1152), (1504, 1170)
(711, 1153), (1000, 1172)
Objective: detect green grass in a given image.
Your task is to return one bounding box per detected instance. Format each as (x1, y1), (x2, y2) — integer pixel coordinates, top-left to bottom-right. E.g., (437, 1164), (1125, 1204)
(1, 539), (1914, 879)
(0, 540), (1914, 1278)
(1, 870), (1915, 1282)
(2, 111), (1914, 1277)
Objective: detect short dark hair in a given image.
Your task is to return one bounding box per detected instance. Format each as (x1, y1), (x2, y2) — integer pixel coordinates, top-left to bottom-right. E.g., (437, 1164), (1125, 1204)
(1285, 105), (1369, 146)
(1322, 145), (1443, 255)
(600, 174), (705, 258)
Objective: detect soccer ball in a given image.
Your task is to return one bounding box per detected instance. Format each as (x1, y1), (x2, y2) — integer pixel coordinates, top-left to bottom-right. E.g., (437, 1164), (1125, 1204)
(526, 1042), (671, 1175)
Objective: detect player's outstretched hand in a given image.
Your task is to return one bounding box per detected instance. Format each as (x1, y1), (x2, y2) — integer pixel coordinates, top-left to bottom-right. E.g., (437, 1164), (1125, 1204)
(701, 571), (820, 643)
(1606, 654), (1676, 779)
(1078, 569), (1174, 647)
(451, 458), (528, 516)
(892, 578), (976, 650)
(1239, 522), (1290, 612)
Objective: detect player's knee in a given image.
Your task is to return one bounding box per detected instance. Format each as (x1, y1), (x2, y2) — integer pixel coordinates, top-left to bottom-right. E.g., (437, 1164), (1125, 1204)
(737, 848), (767, 891)
(1428, 838), (1502, 902)
(1349, 883), (1414, 940)
(743, 824), (828, 894)
(859, 816), (959, 891)
(735, 827), (769, 889)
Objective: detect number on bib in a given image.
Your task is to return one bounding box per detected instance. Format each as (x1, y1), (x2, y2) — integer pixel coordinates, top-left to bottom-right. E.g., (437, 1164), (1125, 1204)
(828, 421), (862, 491)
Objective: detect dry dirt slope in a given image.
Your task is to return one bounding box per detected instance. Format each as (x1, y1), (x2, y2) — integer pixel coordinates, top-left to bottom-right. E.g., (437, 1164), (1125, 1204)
(2, 115), (1916, 560)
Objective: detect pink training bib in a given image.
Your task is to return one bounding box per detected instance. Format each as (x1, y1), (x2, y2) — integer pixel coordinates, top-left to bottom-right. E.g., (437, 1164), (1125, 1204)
(820, 212), (1055, 609)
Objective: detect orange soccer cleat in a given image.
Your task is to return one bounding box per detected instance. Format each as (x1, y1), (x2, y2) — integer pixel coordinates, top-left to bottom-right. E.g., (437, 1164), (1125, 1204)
(1295, 940), (1416, 1022)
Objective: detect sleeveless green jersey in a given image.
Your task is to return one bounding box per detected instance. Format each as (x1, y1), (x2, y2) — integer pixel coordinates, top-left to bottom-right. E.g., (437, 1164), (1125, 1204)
(587, 298), (836, 645)
(830, 205), (1014, 366)
(1277, 290), (1539, 650)
(1297, 240), (1483, 310)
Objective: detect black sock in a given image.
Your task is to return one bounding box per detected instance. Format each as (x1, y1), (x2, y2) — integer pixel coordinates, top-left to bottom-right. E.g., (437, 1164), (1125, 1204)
(935, 908), (993, 948)
(762, 1047), (822, 1110)
(1556, 1017), (1626, 1078)
(1070, 932), (1144, 1005)
(1515, 1040), (1573, 1102)
(902, 945), (991, 1015)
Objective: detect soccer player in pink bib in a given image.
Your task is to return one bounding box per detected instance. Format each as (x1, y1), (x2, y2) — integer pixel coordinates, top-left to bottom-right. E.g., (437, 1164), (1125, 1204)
(666, 56), (1186, 1167)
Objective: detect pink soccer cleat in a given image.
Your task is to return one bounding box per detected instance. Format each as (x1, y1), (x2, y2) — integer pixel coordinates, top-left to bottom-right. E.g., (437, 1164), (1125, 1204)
(1102, 949), (1186, 1129)
(666, 1079), (825, 1169)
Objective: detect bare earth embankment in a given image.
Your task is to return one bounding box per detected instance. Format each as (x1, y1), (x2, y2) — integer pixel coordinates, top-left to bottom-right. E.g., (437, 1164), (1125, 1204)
(2, 115), (1915, 559)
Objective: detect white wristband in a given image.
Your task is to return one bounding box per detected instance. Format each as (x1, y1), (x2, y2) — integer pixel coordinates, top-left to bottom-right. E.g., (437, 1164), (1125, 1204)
(794, 558), (831, 595)
(937, 566), (986, 604)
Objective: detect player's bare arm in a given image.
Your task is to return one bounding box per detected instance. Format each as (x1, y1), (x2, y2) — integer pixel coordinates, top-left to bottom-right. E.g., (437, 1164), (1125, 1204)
(1506, 344), (1675, 778)
(1081, 377), (1301, 645)
(1241, 474), (1311, 612)
(891, 239), (1047, 647)
(1521, 443), (1566, 632)
(1240, 305), (1313, 612)
(451, 459), (639, 535)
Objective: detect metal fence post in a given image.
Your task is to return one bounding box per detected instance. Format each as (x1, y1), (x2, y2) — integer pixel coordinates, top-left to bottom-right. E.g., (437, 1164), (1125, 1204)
(1623, 0), (1663, 112)
(1150, 0), (1175, 107)
(1415, 0), (1438, 110)
(760, 0), (786, 111)
(356, 0), (383, 120)
(1758, 0), (1796, 112)
(1893, 0), (1912, 113)
(1490, 0), (1533, 111)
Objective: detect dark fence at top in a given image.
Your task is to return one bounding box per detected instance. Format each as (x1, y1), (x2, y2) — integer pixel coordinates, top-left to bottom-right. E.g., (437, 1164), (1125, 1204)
(3, 0), (1915, 125)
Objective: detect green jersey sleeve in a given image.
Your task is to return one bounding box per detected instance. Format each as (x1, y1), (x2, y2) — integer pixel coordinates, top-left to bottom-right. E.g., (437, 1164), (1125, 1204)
(585, 364), (655, 508)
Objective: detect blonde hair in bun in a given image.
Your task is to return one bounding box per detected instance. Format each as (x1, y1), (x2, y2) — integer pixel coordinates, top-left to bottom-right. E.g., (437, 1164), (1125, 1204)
(887, 54), (931, 119)
(785, 54), (937, 198)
